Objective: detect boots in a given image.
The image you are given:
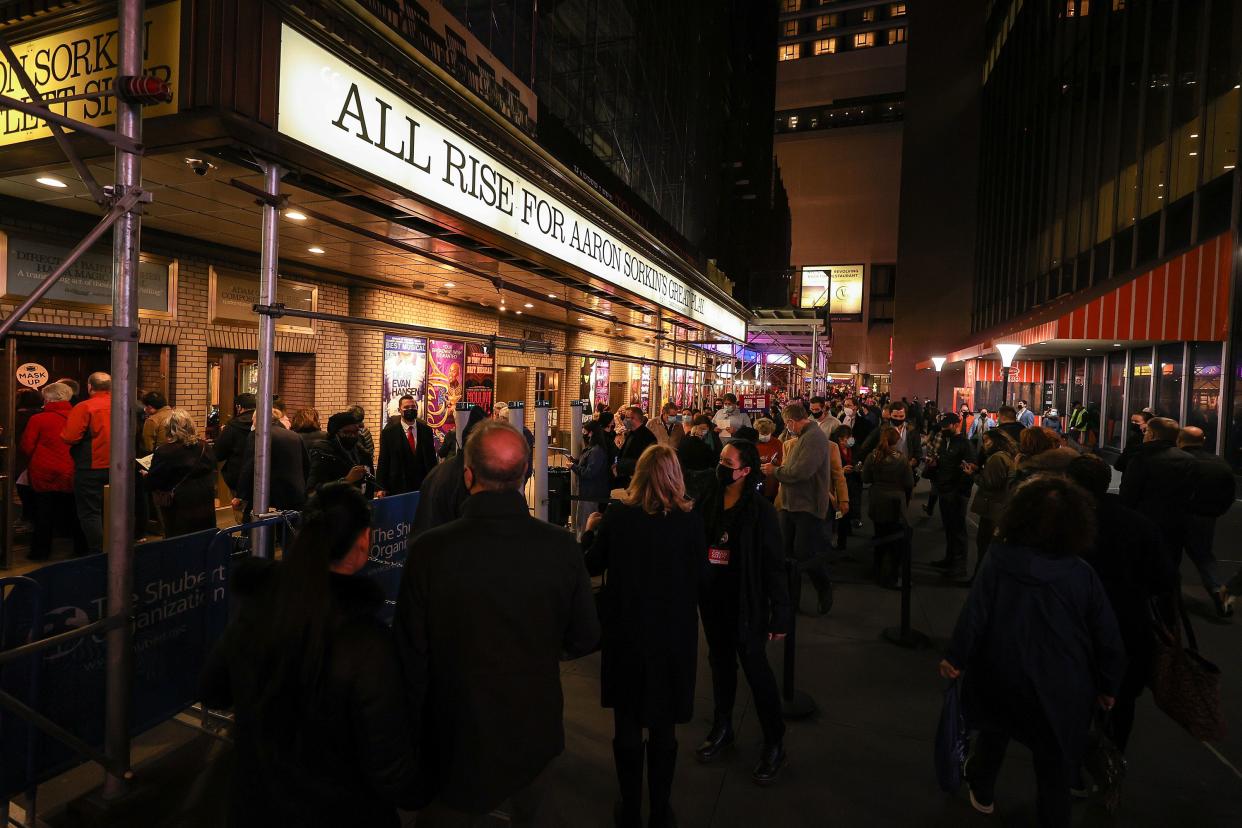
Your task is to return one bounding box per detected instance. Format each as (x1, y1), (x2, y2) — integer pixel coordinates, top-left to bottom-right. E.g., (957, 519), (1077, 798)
(647, 740), (679, 828)
(613, 740), (644, 828)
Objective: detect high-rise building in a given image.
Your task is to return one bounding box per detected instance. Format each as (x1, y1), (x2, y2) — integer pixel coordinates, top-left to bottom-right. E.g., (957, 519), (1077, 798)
(774, 0), (909, 392)
(897, 0), (1241, 463)
(439, 0), (790, 305)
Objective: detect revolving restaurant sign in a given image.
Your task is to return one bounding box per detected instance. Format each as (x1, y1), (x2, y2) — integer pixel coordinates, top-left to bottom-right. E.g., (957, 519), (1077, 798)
(277, 26), (746, 340)
(0, 0), (180, 146)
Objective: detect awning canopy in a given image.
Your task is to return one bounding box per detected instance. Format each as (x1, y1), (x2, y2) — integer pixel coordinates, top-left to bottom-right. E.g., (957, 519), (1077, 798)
(917, 232), (1233, 370)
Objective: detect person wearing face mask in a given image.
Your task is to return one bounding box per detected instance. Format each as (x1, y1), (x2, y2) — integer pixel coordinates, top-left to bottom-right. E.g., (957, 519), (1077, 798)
(762, 403), (845, 616)
(308, 411), (376, 498)
(754, 418), (782, 502)
(831, 426), (862, 550)
(375, 395), (439, 496)
(678, 414), (720, 501)
(661, 402), (686, 450)
(694, 440), (791, 784)
(856, 401), (922, 476)
(570, 419), (612, 538)
(614, 405), (658, 490)
(712, 393), (751, 442)
(1015, 399), (1036, 428)
(1114, 410), (1153, 472)
(807, 396), (842, 440)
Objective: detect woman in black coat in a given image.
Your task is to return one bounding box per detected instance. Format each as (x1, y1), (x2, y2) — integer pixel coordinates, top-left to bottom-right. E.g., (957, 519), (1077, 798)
(939, 475), (1125, 827)
(583, 444), (704, 828)
(146, 410), (218, 538)
(693, 439), (791, 785)
(201, 483), (416, 827)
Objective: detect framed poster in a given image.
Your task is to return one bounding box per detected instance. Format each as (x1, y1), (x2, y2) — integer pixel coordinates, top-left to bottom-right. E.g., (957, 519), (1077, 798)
(208, 267), (317, 334)
(0, 231), (176, 317)
(383, 334), (427, 419)
(464, 342), (495, 414)
(426, 339), (465, 447)
(592, 360), (610, 411)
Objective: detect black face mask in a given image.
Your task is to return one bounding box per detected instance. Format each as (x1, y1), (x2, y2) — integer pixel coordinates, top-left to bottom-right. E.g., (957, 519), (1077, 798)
(716, 464), (739, 487)
(401, 408), (418, 422)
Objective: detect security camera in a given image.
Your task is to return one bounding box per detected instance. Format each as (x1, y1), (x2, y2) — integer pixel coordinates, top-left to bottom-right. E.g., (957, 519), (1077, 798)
(184, 157), (215, 177)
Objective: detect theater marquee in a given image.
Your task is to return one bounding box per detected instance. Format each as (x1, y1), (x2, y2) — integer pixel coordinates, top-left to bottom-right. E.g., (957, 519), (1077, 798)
(0, 0), (180, 146)
(276, 25), (746, 341)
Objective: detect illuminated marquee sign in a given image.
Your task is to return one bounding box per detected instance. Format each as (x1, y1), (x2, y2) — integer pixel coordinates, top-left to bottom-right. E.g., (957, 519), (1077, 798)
(0, 1), (179, 146)
(799, 264), (864, 318)
(277, 26), (746, 340)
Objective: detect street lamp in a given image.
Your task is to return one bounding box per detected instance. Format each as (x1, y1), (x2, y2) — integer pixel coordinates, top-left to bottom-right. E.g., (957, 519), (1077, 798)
(996, 343), (1021, 408)
(930, 357), (946, 410)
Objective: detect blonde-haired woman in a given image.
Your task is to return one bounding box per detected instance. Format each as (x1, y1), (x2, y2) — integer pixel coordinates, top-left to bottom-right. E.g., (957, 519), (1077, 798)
(147, 409), (218, 538)
(583, 444), (704, 828)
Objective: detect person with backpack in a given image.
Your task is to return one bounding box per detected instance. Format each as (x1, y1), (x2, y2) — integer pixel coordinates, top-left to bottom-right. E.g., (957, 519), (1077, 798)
(1178, 426), (1235, 617)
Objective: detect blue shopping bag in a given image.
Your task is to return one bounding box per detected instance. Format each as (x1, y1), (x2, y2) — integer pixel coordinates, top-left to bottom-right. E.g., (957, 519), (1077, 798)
(935, 679), (968, 792)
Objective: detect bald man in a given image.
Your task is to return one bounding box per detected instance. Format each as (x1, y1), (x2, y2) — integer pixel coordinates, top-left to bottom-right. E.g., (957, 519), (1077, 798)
(1178, 426), (1235, 616)
(393, 420), (600, 822)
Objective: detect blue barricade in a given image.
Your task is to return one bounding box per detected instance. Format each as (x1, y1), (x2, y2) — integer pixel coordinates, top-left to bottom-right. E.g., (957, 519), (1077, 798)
(362, 491), (419, 624)
(1, 528), (230, 797)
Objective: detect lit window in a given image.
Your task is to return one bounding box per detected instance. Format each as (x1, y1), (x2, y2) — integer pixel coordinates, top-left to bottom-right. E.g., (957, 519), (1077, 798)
(890, 3), (907, 15)
(1065, 0), (1090, 15)
(788, 115), (799, 129)
(780, 0), (801, 12)
(854, 31), (875, 49)
(817, 13), (838, 30)
(887, 27), (906, 45)
(779, 44), (800, 61)
(783, 19), (799, 36)
(862, 7), (876, 23)
(813, 37), (837, 55)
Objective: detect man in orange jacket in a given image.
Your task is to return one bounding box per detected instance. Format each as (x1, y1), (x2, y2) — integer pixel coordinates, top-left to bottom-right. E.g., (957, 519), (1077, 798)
(62, 371), (112, 554)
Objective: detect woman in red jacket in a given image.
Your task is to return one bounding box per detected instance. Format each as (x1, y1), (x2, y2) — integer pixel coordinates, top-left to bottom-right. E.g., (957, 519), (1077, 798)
(20, 382), (87, 560)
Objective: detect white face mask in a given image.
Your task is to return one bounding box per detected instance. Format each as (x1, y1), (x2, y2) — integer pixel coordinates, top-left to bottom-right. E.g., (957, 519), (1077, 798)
(759, 434), (771, 443)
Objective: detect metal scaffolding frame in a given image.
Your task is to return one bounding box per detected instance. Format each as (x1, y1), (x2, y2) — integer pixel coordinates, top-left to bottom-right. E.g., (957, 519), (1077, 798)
(0, 0), (152, 812)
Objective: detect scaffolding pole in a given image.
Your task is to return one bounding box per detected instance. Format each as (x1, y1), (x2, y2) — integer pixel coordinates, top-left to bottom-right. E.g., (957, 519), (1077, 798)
(102, 0), (145, 800)
(251, 163), (282, 555)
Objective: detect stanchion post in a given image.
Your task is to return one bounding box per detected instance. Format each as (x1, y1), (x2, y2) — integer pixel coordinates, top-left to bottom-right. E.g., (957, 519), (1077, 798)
(781, 559), (817, 719)
(454, 401), (472, 453)
(882, 527), (931, 649)
(532, 399), (549, 521)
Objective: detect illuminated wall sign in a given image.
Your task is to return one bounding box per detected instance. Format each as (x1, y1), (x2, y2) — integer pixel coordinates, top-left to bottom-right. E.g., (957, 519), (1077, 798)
(798, 264), (865, 318)
(0, 1), (180, 146)
(277, 26), (746, 340)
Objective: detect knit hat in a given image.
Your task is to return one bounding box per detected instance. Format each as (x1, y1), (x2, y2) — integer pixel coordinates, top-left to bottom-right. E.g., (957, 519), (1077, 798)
(327, 410), (360, 436)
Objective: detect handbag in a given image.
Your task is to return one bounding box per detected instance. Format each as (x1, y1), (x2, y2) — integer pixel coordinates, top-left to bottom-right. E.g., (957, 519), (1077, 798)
(1084, 710), (1126, 814)
(151, 444), (206, 509)
(1150, 594), (1226, 742)
(934, 679), (968, 792)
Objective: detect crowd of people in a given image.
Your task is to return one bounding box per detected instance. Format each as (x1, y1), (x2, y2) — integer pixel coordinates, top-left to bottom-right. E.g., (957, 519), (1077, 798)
(10, 376), (1238, 825)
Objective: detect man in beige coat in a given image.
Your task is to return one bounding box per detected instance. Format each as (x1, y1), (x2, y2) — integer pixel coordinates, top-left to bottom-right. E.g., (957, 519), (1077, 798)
(762, 402), (848, 615)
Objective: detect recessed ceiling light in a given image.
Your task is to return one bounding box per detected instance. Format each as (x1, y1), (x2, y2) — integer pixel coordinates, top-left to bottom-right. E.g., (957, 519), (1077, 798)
(1190, 134), (1199, 139)
(499, 306), (507, 312)
(285, 210), (307, 221)
(578, 317), (587, 322)
(515, 310), (523, 315)
(36, 176), (67, 188)
(524, 303), (533, 308)
(547, 293), (557, 299)
(308, 246), (325, 254)
(1085, 347), (1092, 351)
(444, 282), (456, 288)
(1189, 151), (1198, 156)
(1113, 343), (1121, 347)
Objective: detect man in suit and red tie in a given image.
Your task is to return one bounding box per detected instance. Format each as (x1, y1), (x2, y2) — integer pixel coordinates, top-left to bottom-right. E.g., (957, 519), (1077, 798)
(376, 394), (439, 496)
